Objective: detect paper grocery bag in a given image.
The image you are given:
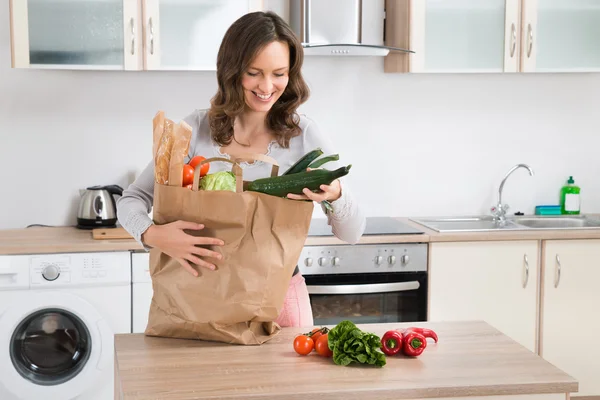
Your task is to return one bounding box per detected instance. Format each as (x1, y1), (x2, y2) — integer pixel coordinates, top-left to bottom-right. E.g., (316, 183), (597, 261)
(145, 155), (314, 345)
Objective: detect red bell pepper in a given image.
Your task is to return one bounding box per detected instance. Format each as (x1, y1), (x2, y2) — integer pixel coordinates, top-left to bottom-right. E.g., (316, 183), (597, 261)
(401, 329), (427, 357)
(381, 330), (403, 356)
(403, 327), (439, 343)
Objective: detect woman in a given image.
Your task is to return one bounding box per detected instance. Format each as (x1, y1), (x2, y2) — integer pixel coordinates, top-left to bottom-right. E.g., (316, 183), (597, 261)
(117, 11), (366, 327)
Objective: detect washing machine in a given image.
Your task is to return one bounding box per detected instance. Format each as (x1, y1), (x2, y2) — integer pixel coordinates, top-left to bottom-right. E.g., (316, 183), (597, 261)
(131, 252), (152, 333)
(0, 251), (131, 400)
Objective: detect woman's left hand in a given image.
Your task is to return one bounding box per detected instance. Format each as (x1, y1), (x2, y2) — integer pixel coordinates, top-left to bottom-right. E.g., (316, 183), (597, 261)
(287, 169), (342, 203)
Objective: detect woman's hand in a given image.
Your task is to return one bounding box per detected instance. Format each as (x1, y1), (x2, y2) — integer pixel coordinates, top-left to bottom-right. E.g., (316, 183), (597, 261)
(286, 168), (342, 203)
(142, 221), (224, 277)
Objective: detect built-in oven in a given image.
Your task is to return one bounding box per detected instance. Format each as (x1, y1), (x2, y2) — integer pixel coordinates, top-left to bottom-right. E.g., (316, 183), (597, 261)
(299, 217), (428, 326)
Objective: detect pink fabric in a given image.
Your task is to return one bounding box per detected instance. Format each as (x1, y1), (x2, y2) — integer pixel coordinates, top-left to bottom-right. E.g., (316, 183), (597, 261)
(274, 273), (314, 328)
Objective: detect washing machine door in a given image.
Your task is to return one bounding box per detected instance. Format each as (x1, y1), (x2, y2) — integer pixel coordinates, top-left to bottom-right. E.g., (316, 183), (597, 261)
(0, 292), (113, 400)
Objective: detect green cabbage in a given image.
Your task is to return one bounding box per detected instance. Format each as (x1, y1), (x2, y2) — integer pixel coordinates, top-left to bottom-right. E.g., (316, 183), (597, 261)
(199, 171), (236, 192)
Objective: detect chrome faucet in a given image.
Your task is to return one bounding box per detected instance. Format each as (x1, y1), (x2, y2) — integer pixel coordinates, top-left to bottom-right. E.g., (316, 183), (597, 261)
(491, 163), (535, 223)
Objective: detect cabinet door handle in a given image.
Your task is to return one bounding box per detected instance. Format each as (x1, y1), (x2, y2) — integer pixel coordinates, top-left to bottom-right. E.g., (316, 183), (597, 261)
(526, 23), (533, 58)
(148, 17), (154, 55)
(510, 23), (517, 58)
(555, 254), (562, 288)
(522, 254), (529, 288)
(130, 17), (136, 55)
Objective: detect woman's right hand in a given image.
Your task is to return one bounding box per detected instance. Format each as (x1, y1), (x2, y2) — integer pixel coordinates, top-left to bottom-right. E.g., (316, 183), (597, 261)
(141, 221), (224, 277)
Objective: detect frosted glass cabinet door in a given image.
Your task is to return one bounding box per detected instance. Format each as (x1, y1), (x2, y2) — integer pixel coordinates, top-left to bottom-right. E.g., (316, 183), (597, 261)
(144, 0), (262, 70)
(411, 0), (520, 72)
(521, 0), (600, 72)
(9, 0), (142, 70)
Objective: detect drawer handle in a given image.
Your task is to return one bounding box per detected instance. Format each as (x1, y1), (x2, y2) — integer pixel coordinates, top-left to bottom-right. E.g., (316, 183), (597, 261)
(555, 254), (562, 288)
(522, 254), (529, 288)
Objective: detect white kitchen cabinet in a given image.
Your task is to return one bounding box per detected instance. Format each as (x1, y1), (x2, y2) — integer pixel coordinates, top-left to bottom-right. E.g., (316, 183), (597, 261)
(409, 0), (521, 73)
(428, 241), (539, 352)
(9, 0), (143, 70)
(385, 0), (600, 73)
(541, 239), (600, 397)
(9, 0), (263, 70)
(143, 0), (262, 71)
(521, 0), (600, 72)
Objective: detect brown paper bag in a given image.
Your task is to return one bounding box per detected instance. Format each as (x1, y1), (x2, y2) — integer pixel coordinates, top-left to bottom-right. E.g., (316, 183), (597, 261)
(145, 155), (314, 345)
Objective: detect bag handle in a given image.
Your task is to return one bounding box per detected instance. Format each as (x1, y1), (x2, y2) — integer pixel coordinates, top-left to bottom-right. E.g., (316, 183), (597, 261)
(191, 157), (243, 193)
(233, 153), (280, 177)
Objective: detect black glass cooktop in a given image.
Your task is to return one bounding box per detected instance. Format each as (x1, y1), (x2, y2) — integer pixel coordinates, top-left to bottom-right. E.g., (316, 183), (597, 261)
(307, 217), (425, 237)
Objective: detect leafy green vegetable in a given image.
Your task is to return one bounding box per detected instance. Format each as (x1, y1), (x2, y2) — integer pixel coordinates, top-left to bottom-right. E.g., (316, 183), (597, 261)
(199, 171), (236, 192)
(327, 320), (386, 367)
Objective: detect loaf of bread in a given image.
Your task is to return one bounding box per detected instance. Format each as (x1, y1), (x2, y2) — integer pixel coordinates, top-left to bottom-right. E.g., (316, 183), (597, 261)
(168, 121), (193, 187)
(152, 111), (165, 160)
(154, 118), (175, 185)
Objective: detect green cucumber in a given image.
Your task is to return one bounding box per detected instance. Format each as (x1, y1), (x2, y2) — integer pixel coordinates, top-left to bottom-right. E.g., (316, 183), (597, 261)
(247, 165), (352, 197)
(282, 148), (323, 175)
(308, 154), (339, 169)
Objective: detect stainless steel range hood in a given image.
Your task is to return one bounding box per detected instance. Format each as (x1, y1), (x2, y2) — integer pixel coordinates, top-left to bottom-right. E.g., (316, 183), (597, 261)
(289, 0), (413, 56)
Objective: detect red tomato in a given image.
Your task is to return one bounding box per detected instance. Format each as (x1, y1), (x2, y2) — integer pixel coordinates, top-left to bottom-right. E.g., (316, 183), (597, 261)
(293, 335), (314, 356)
(310, 328), (324, 348)
(315, 334), (333, 357)
(182, 164), (195, 187)
(189, 156), (210, 177)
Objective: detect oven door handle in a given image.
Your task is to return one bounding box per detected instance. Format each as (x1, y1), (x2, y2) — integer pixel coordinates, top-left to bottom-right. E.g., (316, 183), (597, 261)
(306, 281), (420, 295)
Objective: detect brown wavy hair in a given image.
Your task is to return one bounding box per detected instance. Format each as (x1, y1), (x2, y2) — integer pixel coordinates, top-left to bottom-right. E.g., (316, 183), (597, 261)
(208, 11), (310, 148)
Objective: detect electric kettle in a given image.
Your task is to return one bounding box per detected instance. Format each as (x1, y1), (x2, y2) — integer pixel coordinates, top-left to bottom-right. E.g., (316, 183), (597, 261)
(76, 185), (124, 229)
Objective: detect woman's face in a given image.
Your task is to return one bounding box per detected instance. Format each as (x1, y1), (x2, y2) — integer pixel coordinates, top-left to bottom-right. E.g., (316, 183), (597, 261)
(241, 40), (290, 113)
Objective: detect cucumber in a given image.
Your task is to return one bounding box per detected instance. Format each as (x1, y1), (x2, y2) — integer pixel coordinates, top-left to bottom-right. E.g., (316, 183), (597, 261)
(282, 148), (323, 175)
(247, 165), (352, 197)
(308, 154), (339, 169)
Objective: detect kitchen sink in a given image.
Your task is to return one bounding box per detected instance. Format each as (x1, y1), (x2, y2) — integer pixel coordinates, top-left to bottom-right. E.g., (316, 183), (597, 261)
(410, 215), (600, 232)
(511, 215), (600, 229)
(410, 216), (525, 233)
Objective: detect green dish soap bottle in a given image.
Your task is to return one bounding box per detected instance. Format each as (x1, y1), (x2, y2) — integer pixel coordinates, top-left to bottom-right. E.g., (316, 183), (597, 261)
(560, 176), (581, 215)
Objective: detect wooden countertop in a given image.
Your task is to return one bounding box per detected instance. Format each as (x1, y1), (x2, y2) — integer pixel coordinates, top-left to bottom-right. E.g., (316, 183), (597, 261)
(0, 226), (143, 255)
(114, 321), (577, 400)
(3, 216), (600, 255)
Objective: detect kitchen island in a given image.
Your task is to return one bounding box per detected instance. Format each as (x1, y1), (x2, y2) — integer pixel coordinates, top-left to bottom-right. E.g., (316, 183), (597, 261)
(113, 321), (577, 400)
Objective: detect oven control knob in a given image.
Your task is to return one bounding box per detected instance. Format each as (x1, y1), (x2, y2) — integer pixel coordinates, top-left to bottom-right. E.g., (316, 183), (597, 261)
(332, 257), (341, 266)
(42, 264), (60, 281)
(304, 258), (313, 267)
(318, 257), (328, 266)
(401, 255), (410, 265)
(375, 256), (384, 265)
(388, 255), (396, 265)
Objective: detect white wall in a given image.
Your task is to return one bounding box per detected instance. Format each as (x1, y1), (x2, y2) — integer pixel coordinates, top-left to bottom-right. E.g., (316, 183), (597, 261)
(1, 4), (599, 229)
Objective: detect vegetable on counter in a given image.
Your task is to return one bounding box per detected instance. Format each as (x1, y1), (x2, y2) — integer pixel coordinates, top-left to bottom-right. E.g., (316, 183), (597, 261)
(293, 334), (314, 356)
(327, 320), (386, 367)
(293, 327), (330, 356)
(402, 327), (439, 343)
(401, 329), (427, 357)
(315, 334), (333, 357)
(381, 330), (403, 356)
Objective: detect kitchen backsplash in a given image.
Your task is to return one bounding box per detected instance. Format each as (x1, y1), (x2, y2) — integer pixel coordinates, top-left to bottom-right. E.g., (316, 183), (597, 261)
(1, 5), (599, 229)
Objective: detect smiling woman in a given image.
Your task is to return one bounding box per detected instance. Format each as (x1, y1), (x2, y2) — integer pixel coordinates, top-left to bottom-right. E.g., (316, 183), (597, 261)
(116, 11), (366, 328)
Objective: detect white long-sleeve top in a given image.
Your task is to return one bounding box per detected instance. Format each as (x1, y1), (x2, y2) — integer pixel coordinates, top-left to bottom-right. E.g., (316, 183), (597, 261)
(116, 109), (366, 247)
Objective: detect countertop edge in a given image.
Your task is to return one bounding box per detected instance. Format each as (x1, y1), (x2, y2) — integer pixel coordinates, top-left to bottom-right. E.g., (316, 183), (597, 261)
(4, 218), (600, 255)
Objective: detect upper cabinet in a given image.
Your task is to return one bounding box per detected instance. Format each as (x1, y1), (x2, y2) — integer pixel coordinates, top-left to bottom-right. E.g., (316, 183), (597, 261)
(9, 0), (262, 71)
(385, 0), (600, 73)
(410, 0), (520, 73)
(9, 0), (600, 73)
(521, 0), (600, 72)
